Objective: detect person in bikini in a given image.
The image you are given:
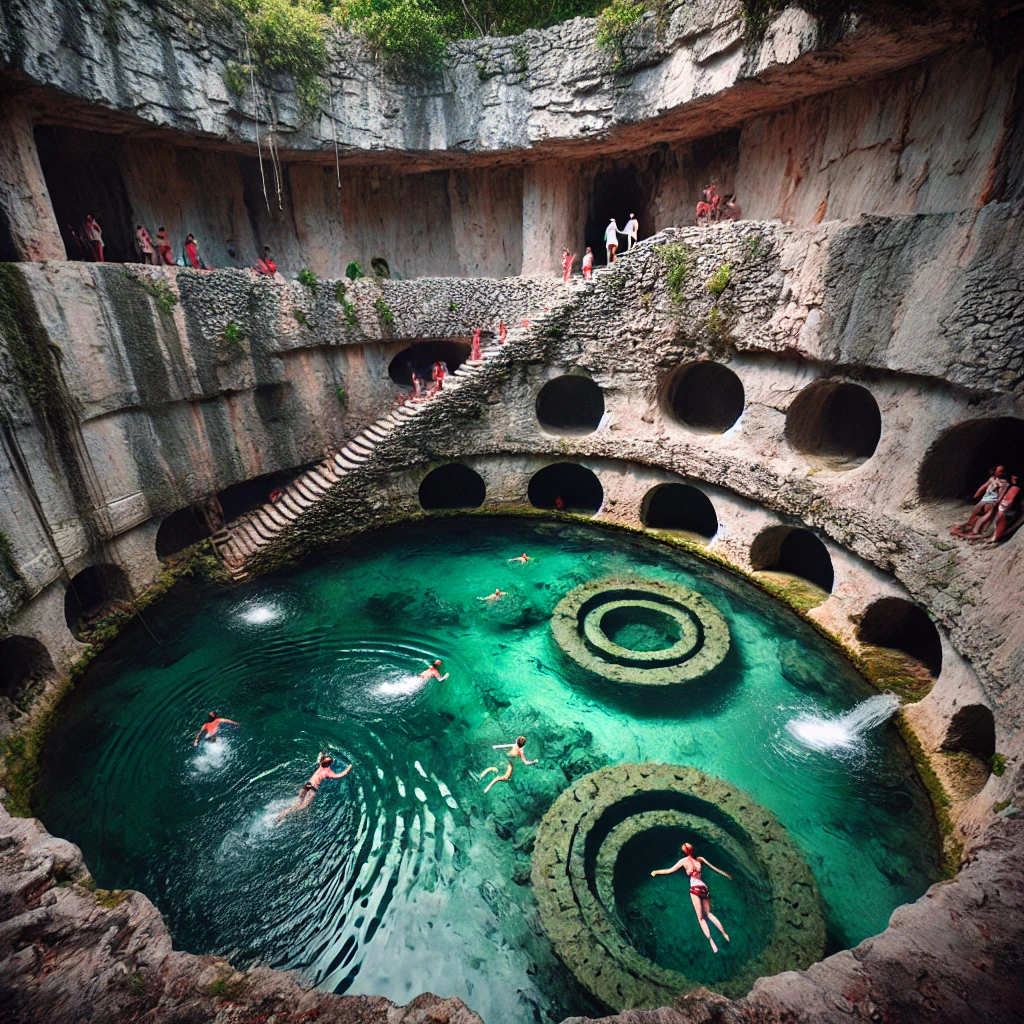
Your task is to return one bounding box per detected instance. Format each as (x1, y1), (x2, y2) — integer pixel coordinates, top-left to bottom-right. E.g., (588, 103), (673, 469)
(276, 755), (352, 822)
(193, 711), (239, 746)
(479, 735), (537, 793)
(508, 553), (533, 564)
(651, 841), (733, 953)
(419, 659), (449, 681)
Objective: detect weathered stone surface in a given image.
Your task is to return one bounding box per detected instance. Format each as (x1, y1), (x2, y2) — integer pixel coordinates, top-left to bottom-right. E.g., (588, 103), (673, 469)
(531, 763), (826, 1007)
(551, 575), (730, 686)
(0, 800), (485, 1024)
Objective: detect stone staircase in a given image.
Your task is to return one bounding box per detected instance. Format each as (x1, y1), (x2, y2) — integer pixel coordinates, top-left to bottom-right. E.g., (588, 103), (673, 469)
(210, 331), (515, 579)
(208, 269), (618, 580)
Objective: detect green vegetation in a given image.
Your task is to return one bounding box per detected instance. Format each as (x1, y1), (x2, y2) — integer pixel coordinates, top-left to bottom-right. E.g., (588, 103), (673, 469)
(345, 260), (365, 280)
(336, 385), (348, 404)
(205, 973), (249, 1001)
(744, 233), (766, 261)
(595, 0), (643, 57)
(990, 752), (1007, 777)
(374, 295), (395, 325)
(130, 273), (179, 315)
(993, 798), (1011, 814)
(859, 644), (934, 703)
(706, 261), (732, 299)
(94, 888), (131, 909)
(292, 308), (309, 326)
(334, 0), (449, 73)
(655, 242), (694, 304)
(298, 267), (320, 295)
(223, 59), (248, 95)
(218, 320), (246, 359)
(448, 300), (460, 311)
(335, 279), (359, 326)
(226, 0), (328, 108)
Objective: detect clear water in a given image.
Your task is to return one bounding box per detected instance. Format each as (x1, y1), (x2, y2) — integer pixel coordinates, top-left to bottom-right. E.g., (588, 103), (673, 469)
(35, 518), (941, 1024)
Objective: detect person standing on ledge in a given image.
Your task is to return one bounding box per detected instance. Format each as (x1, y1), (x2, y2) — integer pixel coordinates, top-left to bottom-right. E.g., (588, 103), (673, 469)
(136, 225), (156, 264)
(184, 233), (209, 270)
(194, 711), (239, 746)
(479, 735), (537, 793)
(420, 659), (449, 681)
(276, 755), (352, 822)
(651, 841), (733, 953)
(156, 227), (174, 265)
(582, 247), (594, 280)
(624, 212), (639, 250)
(604, 218), (621, 264)
(83, 214), (104, 262)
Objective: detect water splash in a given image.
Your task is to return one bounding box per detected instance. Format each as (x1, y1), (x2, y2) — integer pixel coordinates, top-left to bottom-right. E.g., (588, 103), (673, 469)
(240, 604), (281, 625)
(373, 674), (427, 697)
(786, 694), (901, 752)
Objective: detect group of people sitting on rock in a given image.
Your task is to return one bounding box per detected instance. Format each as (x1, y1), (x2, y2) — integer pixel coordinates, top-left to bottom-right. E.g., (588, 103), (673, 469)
(951, 466), (1021, 543)
(695, 183), (741, 227)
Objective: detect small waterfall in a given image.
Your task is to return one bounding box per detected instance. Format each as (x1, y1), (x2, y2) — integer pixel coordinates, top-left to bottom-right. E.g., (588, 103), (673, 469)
(787, 693), (901, 752)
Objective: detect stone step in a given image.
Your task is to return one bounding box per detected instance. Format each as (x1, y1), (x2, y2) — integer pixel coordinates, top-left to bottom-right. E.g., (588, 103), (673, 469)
(287, 489), (315, 509)
(307, 468), (332, 489)
(279, 493), (304, 517)
(263, 504), (289, 528)
(341, 447), (369, 463)
(349, 436), (375, 453)
(293, 479), (320, 502)
(248, 514), (276, 541)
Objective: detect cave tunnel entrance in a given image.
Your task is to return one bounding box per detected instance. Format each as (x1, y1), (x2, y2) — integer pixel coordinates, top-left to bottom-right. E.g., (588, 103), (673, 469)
(785, 380), (882, 468)
(156, 504), (216, 560)
(585, 163), (653, 265)
(34, 125), (136, 263)
(528, 463), (604, 514)
(419, 463), (486, 510)
(750, 526), (834, 593)
(664, 361), (745, 433)
(641, 484), (718, 538)
(217, 465), (316, 523)
(941, 704), (995, 763)
(918, 417), (1024, 504)
(857, 597), (943, 678)
(0, 635), (55, 704)
(388, 341), (473, 388)
(535, 375), (604, 435)
(64, 563), (132, 636)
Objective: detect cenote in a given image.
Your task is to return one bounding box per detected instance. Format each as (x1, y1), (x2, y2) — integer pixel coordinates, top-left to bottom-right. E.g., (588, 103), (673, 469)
(35, 517), (941, 1024)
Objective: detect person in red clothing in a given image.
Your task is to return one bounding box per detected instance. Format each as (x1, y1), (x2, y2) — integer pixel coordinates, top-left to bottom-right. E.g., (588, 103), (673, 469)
(83, 214), (104, 261)
(582, 247), (594, 280)
(256, 246), (277, 275)
(156, 227), (174, 265)
(470, 328), (482, 361)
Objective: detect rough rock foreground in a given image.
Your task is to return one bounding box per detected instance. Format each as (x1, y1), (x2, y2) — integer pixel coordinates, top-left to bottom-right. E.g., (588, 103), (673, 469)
(2, 793), (1023, 1024)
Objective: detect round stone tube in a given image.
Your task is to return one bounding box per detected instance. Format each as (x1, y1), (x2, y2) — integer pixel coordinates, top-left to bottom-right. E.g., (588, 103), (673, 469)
(531, 764), (826, 1009)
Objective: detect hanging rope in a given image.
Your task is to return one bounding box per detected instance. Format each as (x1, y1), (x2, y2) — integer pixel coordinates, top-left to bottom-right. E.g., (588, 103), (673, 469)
(246, 31), (271, 213)
(329, 74), (341, 190)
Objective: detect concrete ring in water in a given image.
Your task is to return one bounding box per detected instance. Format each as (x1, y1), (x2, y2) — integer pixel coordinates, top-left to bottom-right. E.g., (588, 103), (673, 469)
(531, 763), (826, 1009)
(552, 576), (730, 685)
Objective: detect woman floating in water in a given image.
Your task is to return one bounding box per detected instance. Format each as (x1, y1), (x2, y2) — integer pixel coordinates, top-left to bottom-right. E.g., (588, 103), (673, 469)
(508, 553), (532, 564)
(276, 755), (351, 822)
(479, 735), (537, 793)
(651, 841), (733, 953)
(478, 588), (506, 602)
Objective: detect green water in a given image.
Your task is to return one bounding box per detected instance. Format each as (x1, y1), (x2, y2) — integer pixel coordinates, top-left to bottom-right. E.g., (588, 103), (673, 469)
(35, 517), (941, 1024)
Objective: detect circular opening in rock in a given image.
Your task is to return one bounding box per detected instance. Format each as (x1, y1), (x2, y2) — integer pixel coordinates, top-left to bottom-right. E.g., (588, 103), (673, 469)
(857, 597), (942, 677)
(535, 375), (605, 435)
(387, 340), (472, 388)
(64, 564), (132, 637)
(918, 416), (1024, 504)
(601, 605), (683, 652)
(641, 484), (718, 537)
(418, 463), (486, 510)
(528, 462), (603, 514)
(750, 526), (834, 593)
(785, 380), (881, 468)
(664, 361), (744, 433)
(941, 703), (995, 762)
(156, 504), (214, 560)
(0, 635), (55, 703)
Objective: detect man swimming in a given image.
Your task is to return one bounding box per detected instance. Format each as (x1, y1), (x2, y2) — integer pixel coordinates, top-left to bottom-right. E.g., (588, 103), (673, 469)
(276, 755), (352, 822)
(420, 659), (449, 681)
(193, 712), (239, 746)
(478, 588), (506, 602)
(479, 735), (537, 793)
(508, 553), (533, 564)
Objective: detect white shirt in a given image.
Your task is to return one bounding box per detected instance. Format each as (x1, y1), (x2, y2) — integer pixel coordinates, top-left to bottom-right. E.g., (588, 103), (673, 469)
(605, 222), (619, 245)
(625, 217), (639, 239)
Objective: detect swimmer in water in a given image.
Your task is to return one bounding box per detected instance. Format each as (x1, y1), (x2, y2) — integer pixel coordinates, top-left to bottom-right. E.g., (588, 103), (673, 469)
(479, 735), (537, 793)
(508, 553), (533, 564)
(478, 588), (506, 602)
(193, 711), (239, 746)
(276, 755), (352, 822)
(651, 841), (733, 953)
(419, 659), (449, 681)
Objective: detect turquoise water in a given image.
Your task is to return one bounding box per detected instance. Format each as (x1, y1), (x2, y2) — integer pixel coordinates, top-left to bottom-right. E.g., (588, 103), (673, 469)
(35, 517), (940, 1024)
